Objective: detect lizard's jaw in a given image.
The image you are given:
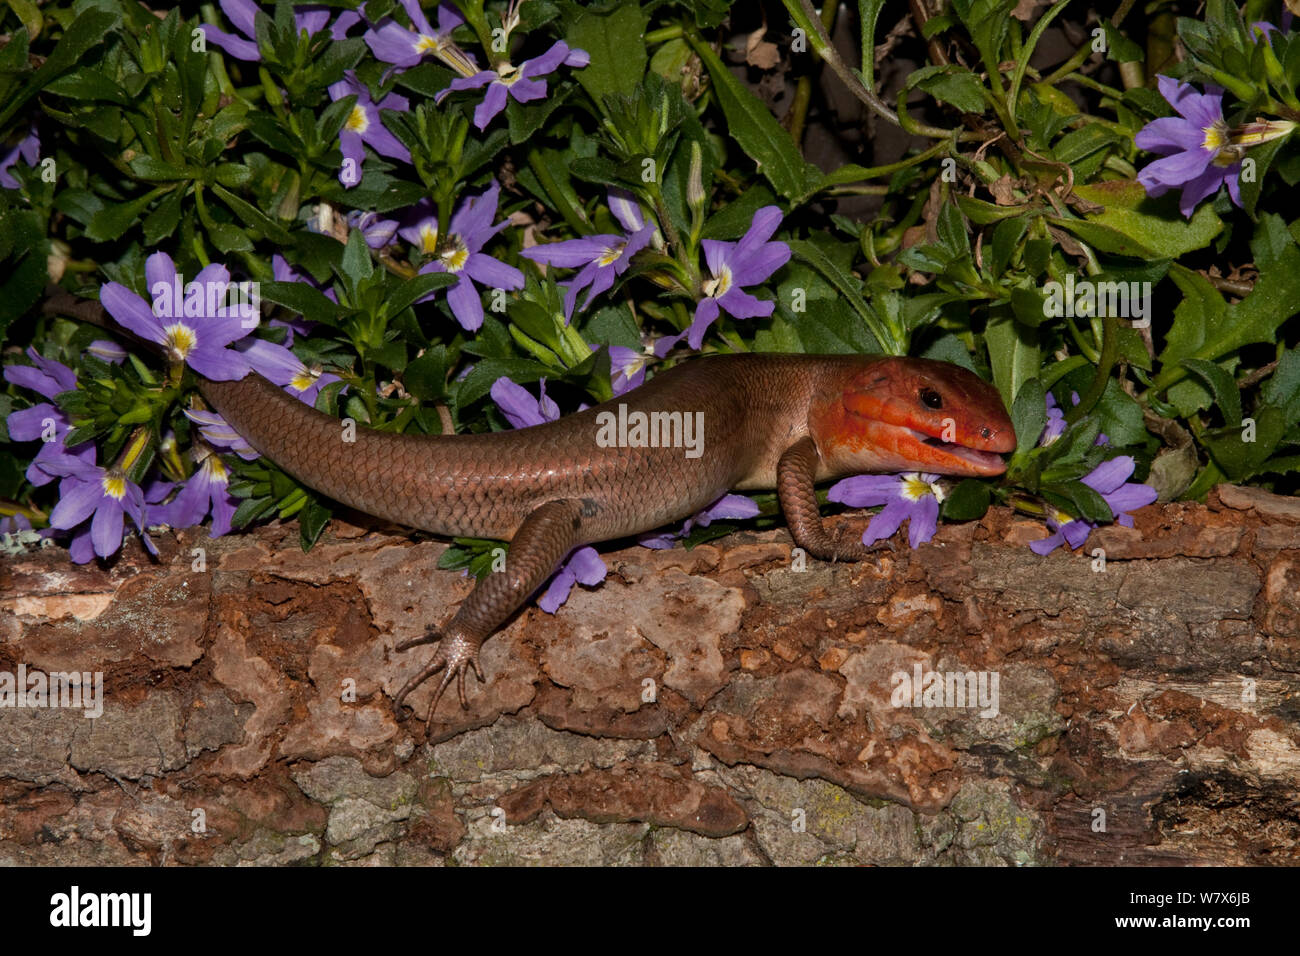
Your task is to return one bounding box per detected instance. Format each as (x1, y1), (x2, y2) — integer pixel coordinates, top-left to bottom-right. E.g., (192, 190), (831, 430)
(894, 426), (1009, 477)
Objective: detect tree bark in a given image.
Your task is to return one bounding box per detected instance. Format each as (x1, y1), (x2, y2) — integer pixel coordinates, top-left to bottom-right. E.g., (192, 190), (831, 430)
(1, 485), (1297, 866)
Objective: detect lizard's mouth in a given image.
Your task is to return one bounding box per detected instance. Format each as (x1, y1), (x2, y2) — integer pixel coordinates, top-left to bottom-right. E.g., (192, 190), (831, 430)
(903, 427), (1009, 476)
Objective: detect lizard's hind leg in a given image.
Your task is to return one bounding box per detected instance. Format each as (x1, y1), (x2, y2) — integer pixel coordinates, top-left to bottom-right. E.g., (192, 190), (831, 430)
(392, 497), (592, 724)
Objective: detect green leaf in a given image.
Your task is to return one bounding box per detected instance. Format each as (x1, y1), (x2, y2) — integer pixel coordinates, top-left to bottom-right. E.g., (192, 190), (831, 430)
(0, 8), (120, 128)
(914, 66), (986, 113)
(1051, 180), (1223, 258)
(1063, 479), (1113, 524)
(456, 357), (555, 406)
(340, 229), (373, 283)
(1260, 347), (1300, 420)
(788, 239), (898, 353)
(404, 345), (450, 404)
(1093, 379), (1150, 447)
(567, 3), (648, 101)
(261, 281), (341, 325)
(1180, 358), (1242, 426)
(1239, 135), (1287, 218)
(0, 206), (48, 335)
(207, 222), (254, 254)
(689, 36), (820, 202)
(1201, 405), (1287, 481)
(989, 217), (1028, 278)
(299, 495), (333, 551)
(986, 314), (1042, 413)
(142, 187), (185, 244)
(1051, 123), (1125, 164)
(211, 183), (294, 245)
(1155, 234), (1300, 390)
(383, 271), (456, 318)
(84, 190), (161, 242)
(1009, 377), (1046, 457)
(941, 478), (992, 520)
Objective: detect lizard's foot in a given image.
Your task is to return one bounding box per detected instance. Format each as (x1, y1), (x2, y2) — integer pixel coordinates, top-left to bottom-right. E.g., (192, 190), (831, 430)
(392, 629), (486, 723)
(817, 524), (875, 563)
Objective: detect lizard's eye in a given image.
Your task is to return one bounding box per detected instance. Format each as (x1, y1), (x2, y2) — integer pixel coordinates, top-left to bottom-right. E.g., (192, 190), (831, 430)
(919, 387), (943, 410)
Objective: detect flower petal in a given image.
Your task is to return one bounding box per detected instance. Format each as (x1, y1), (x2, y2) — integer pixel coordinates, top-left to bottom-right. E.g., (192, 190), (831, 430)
(49, 479), (102, 530)
(565, 546), (607, 586)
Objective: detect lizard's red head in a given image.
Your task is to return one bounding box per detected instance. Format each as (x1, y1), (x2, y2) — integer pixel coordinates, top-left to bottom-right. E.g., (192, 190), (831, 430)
(811, 357), (1016, 478)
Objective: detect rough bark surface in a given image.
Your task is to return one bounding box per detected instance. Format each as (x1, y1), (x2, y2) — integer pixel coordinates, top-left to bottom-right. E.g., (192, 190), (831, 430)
(1, 485), (1297, 866)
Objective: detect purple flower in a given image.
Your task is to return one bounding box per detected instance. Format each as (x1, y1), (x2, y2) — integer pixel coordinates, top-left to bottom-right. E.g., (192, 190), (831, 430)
(489, 375), (606, 610)
(1136, 76), (1242, 218)
(202, 0), (359, 61)
(521, 190), (655, 321)
(43, 456), (153, 561)
(638, 493), (759, 549)
(667, 206), (791, 352)
(347, 210), (400, 250)
(1252, 10), (1294, 41)
(406, 183), (525, 332)
(328, 72), (411, 189)
(1041, 392), (1109, 447)
(100, 252), (257, 380)
(439, 41), (589, 130)
(86, 340), (127, 364)
(1029, 456), (1158, 555)
(164, 449), (238, 537)
(537, 546), (606, 614)
(607, 345), (647, 396)
(1040, 392), (1066, 446)
(3, 349), (94, 487)
(490, 376), (559, 428)
(268, 254), (334, 344)
(828, 473), (944, 549)
(0, 512), (33, 536)
(364, 0), (475, 74)
(239, 338), (342, 405)
(185, 408), (260, 461)
(0, 124), (38, 189)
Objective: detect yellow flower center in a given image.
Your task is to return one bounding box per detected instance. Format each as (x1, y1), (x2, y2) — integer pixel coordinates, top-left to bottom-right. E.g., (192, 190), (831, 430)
(414, 33), (443, 54)
(164, 323), (197, 359)
(597, 243), (625, 267)
(900, 473), (944, 503)
(204, 455), (229, 484)
(418, 224), (439, 256)
(101, 472), (126, 501)
(346, 105), (369, 134)
(290, 368), (319, 393)
(441, 237), (470, 273)
(1203, 120), (1239, 166)
(703, 265), (733, 299)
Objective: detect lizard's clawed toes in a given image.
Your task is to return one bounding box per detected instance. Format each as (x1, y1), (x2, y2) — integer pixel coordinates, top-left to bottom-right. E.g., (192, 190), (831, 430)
(392, 630), (485, 725)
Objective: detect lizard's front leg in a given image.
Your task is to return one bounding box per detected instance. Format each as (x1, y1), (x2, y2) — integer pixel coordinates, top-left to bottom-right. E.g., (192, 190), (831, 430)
(776, 435), (874, 562)
(394, 497), (591, 723)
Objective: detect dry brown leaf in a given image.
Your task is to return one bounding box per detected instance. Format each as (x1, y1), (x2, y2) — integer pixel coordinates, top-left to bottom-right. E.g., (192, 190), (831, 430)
(1012, 0), (1050, 20)
(990, 175), (1017, 205)
(745, 26), (781, 70)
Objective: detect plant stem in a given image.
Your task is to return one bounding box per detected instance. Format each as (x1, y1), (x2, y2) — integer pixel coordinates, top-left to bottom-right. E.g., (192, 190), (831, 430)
(527, 149), (590, 235)
(1066, 313), (1118, 424)
(787, 0), (838, 149)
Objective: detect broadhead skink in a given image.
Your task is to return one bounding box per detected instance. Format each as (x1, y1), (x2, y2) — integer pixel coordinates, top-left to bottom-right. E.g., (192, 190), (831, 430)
(200, 353), (1015, 722)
